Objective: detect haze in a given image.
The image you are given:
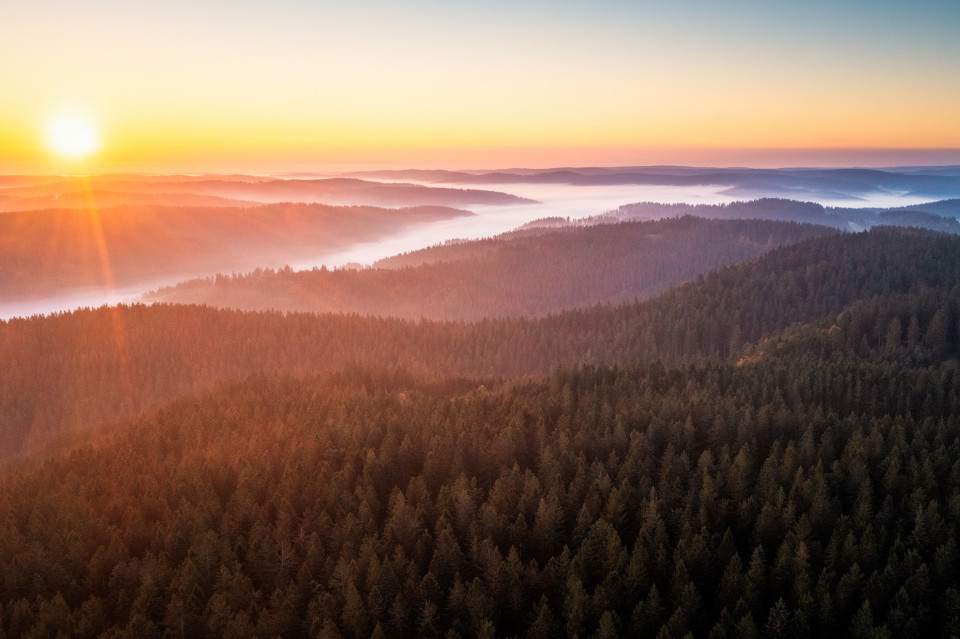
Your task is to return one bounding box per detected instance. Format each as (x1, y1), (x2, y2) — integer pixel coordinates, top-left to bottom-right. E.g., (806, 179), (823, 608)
(3, 169), (958, 320)
(3, 1), (960, 173)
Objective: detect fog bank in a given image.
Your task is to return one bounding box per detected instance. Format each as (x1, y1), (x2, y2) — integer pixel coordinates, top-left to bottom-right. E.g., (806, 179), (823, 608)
(292, 183), (735, 269)
(1, 179), (952, 319)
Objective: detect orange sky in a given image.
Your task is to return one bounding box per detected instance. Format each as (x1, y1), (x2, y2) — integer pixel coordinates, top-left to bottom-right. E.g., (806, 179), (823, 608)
(3, 0), (960, 173)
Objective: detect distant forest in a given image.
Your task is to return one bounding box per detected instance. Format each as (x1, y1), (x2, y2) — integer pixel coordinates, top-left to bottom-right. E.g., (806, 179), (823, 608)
(606, 198), (960, 233)
(0, 176), (532, 209)
(0, 203), (467, 299)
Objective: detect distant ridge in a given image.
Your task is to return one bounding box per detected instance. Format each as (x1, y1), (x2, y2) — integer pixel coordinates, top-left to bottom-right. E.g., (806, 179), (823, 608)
(342, 165), (960, 200)
(0, 203), (471, 300)
(605, 197), (960, 233)
(0, 175), (534, 210)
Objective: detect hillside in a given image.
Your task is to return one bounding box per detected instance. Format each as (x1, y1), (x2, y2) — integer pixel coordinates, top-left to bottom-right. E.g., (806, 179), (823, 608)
(3, 227), (960, 463)
(883, 198), (960, 217)
(144, 218), (835, 319)
(0, 203), (470, 300)
(0, 190), (258, 212)
(0, 176), (533, 209)
(2, 328), (959, 636)
(3, 225), (960, 636)
(604, 198), (960, 233)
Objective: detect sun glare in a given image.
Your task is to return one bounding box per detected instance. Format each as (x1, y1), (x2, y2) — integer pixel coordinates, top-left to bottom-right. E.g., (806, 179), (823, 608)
(47, 114), (100, 159)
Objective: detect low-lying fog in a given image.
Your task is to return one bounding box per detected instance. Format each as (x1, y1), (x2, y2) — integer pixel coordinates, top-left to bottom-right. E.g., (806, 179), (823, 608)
(289, 181), (938, 270)
(0, 285), (149, 322)
(290, 183), (735, 270)
(0, 181), (946, 320)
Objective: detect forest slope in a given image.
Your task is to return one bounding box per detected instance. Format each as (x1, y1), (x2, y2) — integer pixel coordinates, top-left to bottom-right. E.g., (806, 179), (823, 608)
(145, 218), (834, 319)
(2, 227), (959, 463)
(604, 198), (960, 233)
(2, 339), (960, 636)
(0, 190), (258, 212)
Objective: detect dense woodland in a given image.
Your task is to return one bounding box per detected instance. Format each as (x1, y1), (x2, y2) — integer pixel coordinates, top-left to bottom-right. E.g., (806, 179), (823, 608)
(3, 222), (960, 636)
(371, 216), (827, 270)
(3, 319), (960, 636)
(146, 218), (834, 319)
(4, 226), (960, 462)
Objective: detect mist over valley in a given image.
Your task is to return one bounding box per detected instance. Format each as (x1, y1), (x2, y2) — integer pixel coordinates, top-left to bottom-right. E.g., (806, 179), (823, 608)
(4, 166), (960, 320)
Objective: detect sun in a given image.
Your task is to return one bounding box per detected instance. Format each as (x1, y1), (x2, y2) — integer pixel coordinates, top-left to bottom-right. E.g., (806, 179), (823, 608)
(46, 114), (100, 159)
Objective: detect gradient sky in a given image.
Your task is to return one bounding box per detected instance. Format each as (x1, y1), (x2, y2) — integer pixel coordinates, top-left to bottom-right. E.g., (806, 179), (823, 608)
(4, 0), (960, 172)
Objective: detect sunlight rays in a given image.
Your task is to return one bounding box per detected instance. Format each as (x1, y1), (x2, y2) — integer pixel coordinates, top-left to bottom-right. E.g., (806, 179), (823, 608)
(77, 178), (133, 387)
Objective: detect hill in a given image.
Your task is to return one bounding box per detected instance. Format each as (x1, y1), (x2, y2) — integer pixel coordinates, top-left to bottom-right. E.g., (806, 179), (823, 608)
(0, 176), (533, 209)
(2, 325), (959, 636)
(0, 203), (470, 301)
(4, 225), (960, 636)
(0, 190), (258, 212)
(879, 198), (960, 217)
(3, 226), (960, 463)
(144, 217), (835, 319)
(605, 198), (960, 233)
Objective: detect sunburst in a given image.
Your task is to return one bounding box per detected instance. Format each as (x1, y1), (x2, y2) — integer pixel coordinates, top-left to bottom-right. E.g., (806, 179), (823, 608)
(46, 114), (100, 159)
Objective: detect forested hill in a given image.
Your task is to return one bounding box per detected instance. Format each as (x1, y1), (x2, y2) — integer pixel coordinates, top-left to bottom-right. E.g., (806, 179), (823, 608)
(0, 190), (258, 212)
(5, 226), (960, 636)
(3, 334), (960, 636)
(3, 227), (960, 463)
(0, 176), (533, 209)
(605, 198), (960, 233)
(144, 218), (834, 319)
(370, 215), (827, 269)
(0, 203), (469, 300)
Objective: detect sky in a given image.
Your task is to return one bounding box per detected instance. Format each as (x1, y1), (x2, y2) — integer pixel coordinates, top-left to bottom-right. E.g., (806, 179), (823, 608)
(3, 0), (960, 173)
